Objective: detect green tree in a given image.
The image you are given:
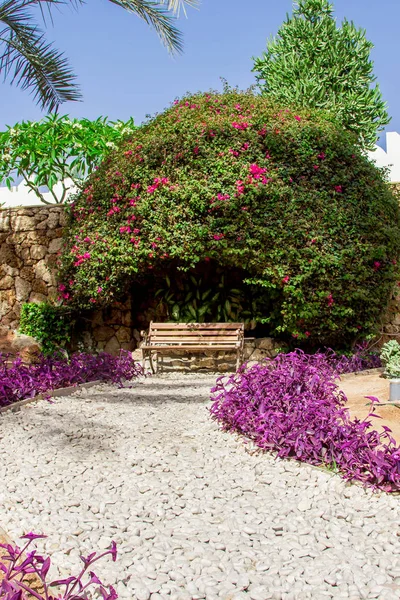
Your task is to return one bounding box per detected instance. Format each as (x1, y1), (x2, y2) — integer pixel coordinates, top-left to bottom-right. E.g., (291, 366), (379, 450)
(0, 114), (136, 203)
(252, 0), (390, 149)
(0, 0), (197, 112)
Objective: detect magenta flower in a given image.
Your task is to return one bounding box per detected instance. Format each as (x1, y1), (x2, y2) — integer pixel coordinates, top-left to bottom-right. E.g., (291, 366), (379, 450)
(282, 276), (290, 285)
(249, 164), (267, 179)
(97, 287), (103, 294)
(327, 293), (334, 307)
(335, 185), (343, 193)
(294, 115), (301, 122)
(318, 152), (326, 160)
(58, 284), (66, 292)
(373, 261), (381, 271)
(213, 234), (224, 241)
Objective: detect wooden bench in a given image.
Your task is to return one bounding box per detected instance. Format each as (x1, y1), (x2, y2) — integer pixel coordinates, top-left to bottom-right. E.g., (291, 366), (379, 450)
(141, 322), (245, 373)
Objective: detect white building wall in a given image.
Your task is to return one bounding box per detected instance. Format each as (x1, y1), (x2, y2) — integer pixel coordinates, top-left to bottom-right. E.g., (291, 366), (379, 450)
(0, 179), (76, 208)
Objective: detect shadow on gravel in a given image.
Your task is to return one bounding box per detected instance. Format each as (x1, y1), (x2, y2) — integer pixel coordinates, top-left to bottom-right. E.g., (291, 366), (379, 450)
(92, 388), (212, 405)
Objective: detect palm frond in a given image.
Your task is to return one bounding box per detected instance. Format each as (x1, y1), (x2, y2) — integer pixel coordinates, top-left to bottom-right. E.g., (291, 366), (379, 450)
(0, 0), (81, 111)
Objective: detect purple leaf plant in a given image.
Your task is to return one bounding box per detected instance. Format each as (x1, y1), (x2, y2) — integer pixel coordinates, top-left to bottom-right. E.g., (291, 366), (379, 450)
(0, 534), (118, 599)
(0, 351), (143, 408)
(210, 350), (399, 492)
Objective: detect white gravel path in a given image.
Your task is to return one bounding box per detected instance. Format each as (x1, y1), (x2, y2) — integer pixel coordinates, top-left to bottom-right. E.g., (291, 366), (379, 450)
(0, 373), (400, 600)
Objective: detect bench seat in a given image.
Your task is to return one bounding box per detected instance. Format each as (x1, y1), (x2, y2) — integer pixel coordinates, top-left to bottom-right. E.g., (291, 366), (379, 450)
(141, 322), (245, 373)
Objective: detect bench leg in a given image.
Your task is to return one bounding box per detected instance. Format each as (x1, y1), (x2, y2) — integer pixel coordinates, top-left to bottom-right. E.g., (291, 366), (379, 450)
(236, 349), (241, 371)
(149, 351), (156, 375)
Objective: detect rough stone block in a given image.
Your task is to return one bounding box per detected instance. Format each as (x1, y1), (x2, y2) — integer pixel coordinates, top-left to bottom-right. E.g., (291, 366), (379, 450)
(33, 260), (53, 284)
(93, 325), (116, 342)
(0, 211), (10, 232)
(197, 357), (215, 368)
(115, 326), (131, 344)
(0, 275), (14, 290)
(30, 245), (47, 260)
(15, 277), (32, 302)
(48, 238), (63, 254)
(104, 336), (121, 355)
(12, 215), (36, 232)
(29, 292), (47, 303)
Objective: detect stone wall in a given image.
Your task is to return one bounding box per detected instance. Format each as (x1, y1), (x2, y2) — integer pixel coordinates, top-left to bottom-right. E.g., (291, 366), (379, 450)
(134, 337), (282, 372)
(0, 206), (64, 329)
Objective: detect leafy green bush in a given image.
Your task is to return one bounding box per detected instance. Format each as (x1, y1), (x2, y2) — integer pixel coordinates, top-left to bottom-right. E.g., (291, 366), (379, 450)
(59, 92), (400, 346)
(19, 302), (73, 355)
(380, 340), (400, 378)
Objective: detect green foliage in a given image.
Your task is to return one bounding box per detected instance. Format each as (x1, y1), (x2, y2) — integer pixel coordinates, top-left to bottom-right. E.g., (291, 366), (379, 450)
(58, 91), (400, 346)
(19, 302), (73, 355)
(0, 114), (136, 204)
(380, 340), (400, 378)
(252, 0), (390, 149)
(154, 269), (265, 327)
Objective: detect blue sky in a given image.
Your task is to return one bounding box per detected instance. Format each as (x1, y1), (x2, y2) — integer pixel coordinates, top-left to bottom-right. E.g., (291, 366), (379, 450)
(1, 0), (399, 148)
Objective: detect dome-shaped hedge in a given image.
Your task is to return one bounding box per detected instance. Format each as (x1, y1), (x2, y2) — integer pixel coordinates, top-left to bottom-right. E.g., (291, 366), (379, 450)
(60, 92), (400, 345)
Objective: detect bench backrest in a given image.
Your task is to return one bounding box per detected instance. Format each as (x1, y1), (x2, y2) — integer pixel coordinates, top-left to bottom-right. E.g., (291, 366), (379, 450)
(147, 322), (244, 348)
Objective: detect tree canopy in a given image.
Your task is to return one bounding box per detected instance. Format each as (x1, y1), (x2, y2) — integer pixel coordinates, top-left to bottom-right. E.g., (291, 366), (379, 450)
(252, 0), (390, 149)
(0, 114), (135, 204)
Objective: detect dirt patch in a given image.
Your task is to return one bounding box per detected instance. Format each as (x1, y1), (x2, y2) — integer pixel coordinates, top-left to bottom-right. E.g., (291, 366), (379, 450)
(338, 372), (400, 443)
(0, 527), (43, 597)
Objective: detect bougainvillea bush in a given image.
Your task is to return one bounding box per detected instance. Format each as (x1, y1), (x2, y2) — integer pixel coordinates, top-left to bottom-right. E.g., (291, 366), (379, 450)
(59, 91), (400, 346)
(0, 533), (117, 599)
(210, 350), (400, 491)
(0, 351), (143, 408)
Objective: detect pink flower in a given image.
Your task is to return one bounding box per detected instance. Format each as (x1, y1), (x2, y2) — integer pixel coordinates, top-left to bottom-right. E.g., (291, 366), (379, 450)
(194, 146), (199, 155)
(58, 284), (66, 292)
(282, 276), (290, 285)
(242, 142), (250, 150)
(83, 252), (91, 259)
(235, 180), (245, 196)
(294, 116), (301, 122)
(213, 234), (224, 241)
(313, 165), (319, 170)
(232, 121), (249, 130)
(89, 298), (96, 304)
(124, 150), (133, 156)
(318, 152), (326, 160)
(217, 193), (230, 201)
(69, 280), (74, 286)
(305, 331), (311, 337)
(229, 148), (239, 157)
(335, 185), (343, 193)
(150, 242), (158, 249)
(265, 151), (271, 159)
(327, 293), (334, 307)
(84, 236), (91, 242)
(373, 261), (381, 271)
(119, 226), (131, 234)
(97, 287), (103, 294)
(311, 238), (316, 244)
(249, 164), (267, 179)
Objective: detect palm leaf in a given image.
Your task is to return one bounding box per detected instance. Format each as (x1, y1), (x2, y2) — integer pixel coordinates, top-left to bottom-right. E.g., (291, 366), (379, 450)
(0, 0), (81, 111)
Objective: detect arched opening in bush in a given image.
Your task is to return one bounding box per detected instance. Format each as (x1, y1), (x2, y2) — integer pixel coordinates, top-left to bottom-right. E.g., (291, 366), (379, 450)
(129, 260), (276, 335)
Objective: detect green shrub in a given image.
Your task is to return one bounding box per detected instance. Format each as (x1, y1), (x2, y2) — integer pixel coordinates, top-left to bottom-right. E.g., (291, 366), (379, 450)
(19, 302), (73, 355)
(380, 340), (400, 378)
(58, 92), (400, 346)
